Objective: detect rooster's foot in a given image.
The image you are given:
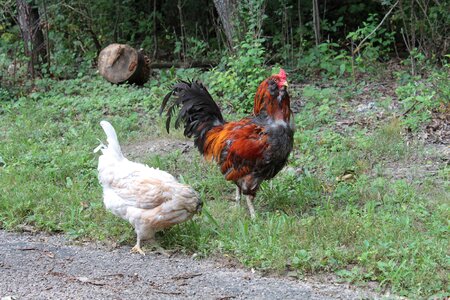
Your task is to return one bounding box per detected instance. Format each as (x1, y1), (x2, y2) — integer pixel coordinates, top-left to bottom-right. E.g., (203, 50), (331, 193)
(246, 195), (256, 219)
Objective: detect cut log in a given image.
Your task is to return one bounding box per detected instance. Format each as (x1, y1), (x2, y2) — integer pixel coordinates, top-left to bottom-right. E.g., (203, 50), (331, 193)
(98, 43), (150, 85)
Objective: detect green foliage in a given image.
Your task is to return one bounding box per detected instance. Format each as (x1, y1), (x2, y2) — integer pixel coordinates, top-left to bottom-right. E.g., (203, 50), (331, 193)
(234, 0), (267, 40)
(396, 66), (449, 131)
(0, 86), (14, 102)
(1, 0), (447, 82)
(296, 13), (395, 80)
(205, 34), (269, 113)
(301, 86), (338, 123)
(347, 13), (395, 63)
(202, 0), (271, 113)
(297, 42), (351, 79)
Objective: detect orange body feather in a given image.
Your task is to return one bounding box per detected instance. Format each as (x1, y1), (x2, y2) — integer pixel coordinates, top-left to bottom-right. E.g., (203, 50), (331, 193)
(203, 119), (269, 182)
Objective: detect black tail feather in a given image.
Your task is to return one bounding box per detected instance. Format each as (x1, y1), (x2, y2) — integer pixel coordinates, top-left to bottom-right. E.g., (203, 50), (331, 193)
(160, 80), (225, 153)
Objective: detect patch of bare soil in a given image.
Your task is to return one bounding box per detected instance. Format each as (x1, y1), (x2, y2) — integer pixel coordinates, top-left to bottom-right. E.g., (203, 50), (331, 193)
(380, 143), (449, 183)
(0, 231), (389, 300)
(122, 138), (194, 160)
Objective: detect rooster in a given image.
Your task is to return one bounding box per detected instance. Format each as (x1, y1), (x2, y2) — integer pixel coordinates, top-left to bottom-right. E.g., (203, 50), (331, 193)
(95, 120), (202, 255)
(160, 69), (293, 218)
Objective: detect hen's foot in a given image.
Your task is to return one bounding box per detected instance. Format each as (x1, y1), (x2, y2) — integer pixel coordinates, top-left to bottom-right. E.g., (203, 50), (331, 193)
(131, 244), (146, 256)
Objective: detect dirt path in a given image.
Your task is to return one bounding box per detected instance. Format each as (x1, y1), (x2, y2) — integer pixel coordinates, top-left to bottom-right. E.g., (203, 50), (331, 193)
(0, 231), (382, 300)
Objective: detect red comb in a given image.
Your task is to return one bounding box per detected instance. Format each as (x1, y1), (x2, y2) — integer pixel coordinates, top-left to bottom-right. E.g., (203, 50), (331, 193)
(278, 68), (287, 79)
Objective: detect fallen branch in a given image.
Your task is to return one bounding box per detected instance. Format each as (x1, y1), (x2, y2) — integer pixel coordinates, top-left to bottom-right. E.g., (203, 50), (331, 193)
(16, 247), (38, 251)
(402, 100), (419, 117)
(152, 289), (182, 295)
(150, 61), (217, 69)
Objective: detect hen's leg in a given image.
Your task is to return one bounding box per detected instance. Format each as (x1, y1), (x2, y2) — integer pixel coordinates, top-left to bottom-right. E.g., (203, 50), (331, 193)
(235, 186), (241, 206)
(246, 195), (256, 219)
(131, 237), (145, 255)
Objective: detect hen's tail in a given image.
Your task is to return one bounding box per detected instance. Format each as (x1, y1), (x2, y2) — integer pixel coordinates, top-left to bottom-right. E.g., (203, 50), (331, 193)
(160, 80), (225, 153)
(95, 120), (124, 161)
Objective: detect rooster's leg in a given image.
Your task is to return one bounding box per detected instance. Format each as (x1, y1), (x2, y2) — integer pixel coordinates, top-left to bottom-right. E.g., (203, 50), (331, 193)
(235, 186), (241, 206)
(246, 195), (256, 219)
(131, 238), (146, 255)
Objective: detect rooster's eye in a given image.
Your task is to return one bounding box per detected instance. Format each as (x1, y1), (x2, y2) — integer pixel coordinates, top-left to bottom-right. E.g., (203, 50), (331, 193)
(268, 80), (278, 95)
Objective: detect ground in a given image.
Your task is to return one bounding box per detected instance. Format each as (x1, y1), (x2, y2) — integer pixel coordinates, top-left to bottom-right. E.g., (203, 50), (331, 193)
(0, 71), (448, 298)
(0, 230), (385, 299)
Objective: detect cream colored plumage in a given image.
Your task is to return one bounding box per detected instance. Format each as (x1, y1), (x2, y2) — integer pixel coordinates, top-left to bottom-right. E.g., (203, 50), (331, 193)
(95, 120), (202, 255)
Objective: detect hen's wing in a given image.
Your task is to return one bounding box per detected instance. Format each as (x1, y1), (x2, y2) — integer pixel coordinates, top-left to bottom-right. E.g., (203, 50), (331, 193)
(100, 159), (178, 209)
(141, 185), (200, 229)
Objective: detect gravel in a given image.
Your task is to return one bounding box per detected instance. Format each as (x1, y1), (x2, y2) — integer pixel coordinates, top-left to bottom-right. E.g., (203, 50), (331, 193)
(0, 230), (383, 300)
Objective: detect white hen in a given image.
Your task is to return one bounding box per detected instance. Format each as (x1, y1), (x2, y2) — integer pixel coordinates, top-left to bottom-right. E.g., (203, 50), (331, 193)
(95, 120), (202, 255)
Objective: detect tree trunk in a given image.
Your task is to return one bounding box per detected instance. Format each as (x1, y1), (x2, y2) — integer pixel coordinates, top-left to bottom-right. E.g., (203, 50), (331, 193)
(16, 0), (47, 78)
(152, 0), (158, 60)
(298, 0), (304, 53)
(177, 0), (187, 62)
(213, 0), (237, 51)
(312, 0), (321, 45)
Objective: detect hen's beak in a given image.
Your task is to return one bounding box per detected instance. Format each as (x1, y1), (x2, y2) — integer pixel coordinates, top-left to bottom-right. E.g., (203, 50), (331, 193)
(282, 82), (289, 88)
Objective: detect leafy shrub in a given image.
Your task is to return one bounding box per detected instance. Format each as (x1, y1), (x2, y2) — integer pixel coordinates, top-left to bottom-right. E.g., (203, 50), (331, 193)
(0, 86), (14, 102)
(297, 14), (395, 80)
(347, 13), (395, 64)
(205, 33), (269, 113)
(396, 65), (449, 131)
(297, 42), (351, 79)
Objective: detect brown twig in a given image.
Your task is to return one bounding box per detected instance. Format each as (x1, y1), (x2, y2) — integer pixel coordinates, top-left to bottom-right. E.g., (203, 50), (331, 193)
(171, 272), (202, 280)
(353, 0), (399, 55)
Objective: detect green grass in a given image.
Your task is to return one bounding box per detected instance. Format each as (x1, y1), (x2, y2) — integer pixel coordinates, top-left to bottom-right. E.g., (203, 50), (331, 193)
(0, 75), (448, 298)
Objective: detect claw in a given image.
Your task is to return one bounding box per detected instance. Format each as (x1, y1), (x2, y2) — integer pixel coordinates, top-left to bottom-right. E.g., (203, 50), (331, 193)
(131, 244), (146, 256)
